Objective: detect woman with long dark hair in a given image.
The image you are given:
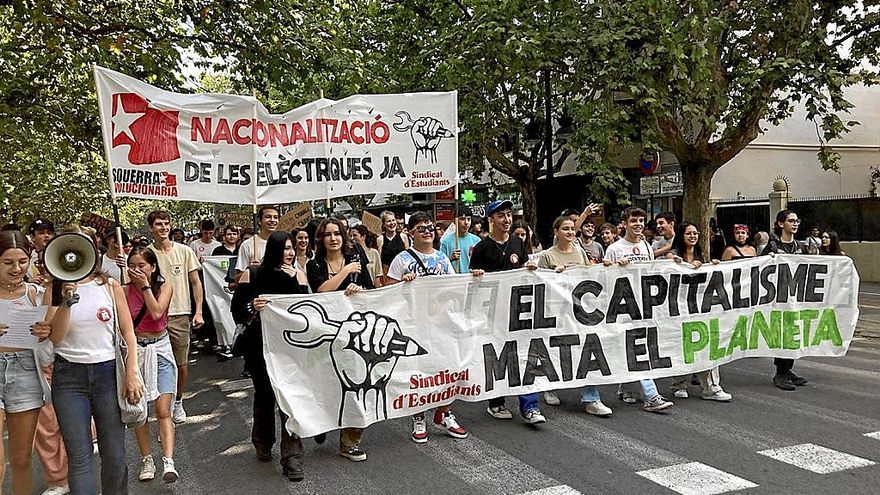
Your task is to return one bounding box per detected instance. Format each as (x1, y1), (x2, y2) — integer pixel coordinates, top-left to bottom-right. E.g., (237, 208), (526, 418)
(48, 225), (143, 495)
(124, 247), (178, 483)
(231, 231), (308, 482)
(666, 221), (732, 402)
(0, 230), (52, 495)
(307, 219), (373, 461)
(350, 224), (382, 287)
(291, 227), (312, 291)
(820, 231), (845, 256)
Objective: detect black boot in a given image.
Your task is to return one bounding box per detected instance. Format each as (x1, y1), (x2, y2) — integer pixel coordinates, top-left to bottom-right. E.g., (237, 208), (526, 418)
(773, 373), (796, 391)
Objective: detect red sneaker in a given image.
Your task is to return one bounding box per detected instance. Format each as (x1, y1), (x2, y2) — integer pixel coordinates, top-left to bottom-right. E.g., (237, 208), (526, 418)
(434, 410), (468, 439)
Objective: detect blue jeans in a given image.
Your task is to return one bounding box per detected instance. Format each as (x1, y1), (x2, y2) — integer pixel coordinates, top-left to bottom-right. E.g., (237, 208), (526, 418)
(52, 358), (128, 495)
(614, 379), (659, 400)
(580, 386), (602, 403)
(488, 393), (540, 415)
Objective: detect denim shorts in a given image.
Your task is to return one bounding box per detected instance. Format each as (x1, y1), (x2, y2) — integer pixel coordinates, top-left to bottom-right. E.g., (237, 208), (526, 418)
(0, 351), (45, 413)
(156, 354), (176, 396)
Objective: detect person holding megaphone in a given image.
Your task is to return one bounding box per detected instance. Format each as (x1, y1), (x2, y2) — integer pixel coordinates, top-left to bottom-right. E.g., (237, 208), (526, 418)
(44, 225), (143, 495)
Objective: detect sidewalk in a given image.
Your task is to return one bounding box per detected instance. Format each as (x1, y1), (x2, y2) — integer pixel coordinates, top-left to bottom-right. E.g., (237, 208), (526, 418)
(857, 282), (880, 339)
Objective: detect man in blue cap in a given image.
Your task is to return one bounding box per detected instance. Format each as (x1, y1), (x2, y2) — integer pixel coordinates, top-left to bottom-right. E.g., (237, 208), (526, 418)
(469, 199), (545, 424)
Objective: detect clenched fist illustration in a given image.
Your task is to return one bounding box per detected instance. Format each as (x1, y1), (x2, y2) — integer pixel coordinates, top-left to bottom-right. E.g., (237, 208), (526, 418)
(394, 111), (454, 165)
(282, 301), (427, 425)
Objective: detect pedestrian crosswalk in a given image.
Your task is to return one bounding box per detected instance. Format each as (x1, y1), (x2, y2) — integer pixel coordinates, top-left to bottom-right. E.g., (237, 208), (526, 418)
(636, 462), (757, 495)
(116, 351), (880, 495)
(757, 443), (876, 474)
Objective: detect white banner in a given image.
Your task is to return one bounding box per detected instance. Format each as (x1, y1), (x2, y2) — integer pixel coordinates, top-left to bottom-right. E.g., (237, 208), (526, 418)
(94, 66), (458, 204)
(202, 256), (236, 347)
(260, 255), (860, 436)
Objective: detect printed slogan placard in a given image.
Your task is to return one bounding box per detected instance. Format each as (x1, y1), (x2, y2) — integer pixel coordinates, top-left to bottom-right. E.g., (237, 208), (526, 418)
(94, 66), (458, 204)
(260, 255), (860, 437)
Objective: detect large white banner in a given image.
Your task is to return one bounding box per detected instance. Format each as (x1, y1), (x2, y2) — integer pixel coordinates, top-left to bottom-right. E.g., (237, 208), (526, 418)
(201, 256), (236, 347)
(94, 66), (458, 204)
(260, 255), (860, 436)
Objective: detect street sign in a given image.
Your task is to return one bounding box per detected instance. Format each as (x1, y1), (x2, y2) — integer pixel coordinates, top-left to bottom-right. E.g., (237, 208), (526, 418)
(660, 171), (683, 194)
(640, 176), (660, 195)
(639, 149), (660, 175)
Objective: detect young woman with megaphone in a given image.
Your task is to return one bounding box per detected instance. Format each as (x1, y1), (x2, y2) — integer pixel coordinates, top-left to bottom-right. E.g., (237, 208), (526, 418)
(0, 230), (53, 495)
(44, 225), (143, 495)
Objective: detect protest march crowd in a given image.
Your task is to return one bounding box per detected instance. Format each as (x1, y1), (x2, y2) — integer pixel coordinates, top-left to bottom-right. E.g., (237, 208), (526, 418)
(0, 197), (851, 494)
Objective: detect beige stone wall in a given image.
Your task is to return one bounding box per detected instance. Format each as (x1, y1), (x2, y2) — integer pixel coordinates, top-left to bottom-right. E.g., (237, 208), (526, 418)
(841, 242), (880, 282)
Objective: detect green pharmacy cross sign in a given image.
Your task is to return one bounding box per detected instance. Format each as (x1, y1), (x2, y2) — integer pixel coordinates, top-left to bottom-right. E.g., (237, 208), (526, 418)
(461, 189), (477, 204)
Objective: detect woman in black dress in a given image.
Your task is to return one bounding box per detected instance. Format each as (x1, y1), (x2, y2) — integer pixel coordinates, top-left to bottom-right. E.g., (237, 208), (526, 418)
(231, 231), (309, 481)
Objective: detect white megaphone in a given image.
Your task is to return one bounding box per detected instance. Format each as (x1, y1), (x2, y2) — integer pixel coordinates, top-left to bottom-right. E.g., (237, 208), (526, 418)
(42, 233), (99, 283)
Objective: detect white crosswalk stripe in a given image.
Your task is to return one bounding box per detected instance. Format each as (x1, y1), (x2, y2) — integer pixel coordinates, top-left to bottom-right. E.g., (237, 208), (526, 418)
(517, 485), (584, 495)
(757, 443), (876, 474)
(386, 419), (582, 494)
(864, 431), (880, 440)
(636, 462), (758, 495)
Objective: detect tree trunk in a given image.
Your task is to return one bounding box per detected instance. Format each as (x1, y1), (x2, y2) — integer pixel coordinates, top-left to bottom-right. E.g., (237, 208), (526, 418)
(519, 169), (538, 228)
(680, 161), (716, 256)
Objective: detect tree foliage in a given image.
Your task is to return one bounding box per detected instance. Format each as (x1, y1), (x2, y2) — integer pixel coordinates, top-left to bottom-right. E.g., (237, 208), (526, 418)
(570, 0), (879, 237)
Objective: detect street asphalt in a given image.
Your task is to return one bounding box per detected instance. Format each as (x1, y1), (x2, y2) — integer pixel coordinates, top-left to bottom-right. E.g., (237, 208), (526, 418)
(12, 286), (880, 495)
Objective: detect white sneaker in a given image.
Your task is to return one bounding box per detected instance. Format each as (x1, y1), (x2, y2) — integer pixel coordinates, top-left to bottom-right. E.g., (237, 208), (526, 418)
(522, 410), (546, 424)
(162, 456), (179, 483)
(543, 391), (561, 406)
(701, 389), (733, 402)
(673, 389), (689, 399)
(172, 400), (187, 424)
(41, 486), (70, 495)
(434, 410), (468, 439)
(486, 405), (513, 420)
(583, 401), (613, 417)
(411, 415), (428, 443)
(138, 456), (156, 481)
(643, 395), (674, 413)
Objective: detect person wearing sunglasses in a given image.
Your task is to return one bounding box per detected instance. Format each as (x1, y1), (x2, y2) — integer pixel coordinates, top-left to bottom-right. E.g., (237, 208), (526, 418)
(666, 222), (731, 402)
(762, 209), (810, 391)
(386, 212), (471, 444)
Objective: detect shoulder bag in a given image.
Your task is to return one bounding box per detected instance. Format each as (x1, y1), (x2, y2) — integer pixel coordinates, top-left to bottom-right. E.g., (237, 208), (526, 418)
(107, 284), (148, 427)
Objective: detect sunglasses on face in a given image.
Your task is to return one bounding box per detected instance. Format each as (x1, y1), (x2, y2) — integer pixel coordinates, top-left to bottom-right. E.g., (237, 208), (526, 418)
(414, 224), (435, 234)
(821, 235), (830, 239)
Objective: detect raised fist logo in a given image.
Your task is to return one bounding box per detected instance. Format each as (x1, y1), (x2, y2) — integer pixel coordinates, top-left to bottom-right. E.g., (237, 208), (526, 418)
(282, 301), (427, 425)
(393, 111), (454, 165)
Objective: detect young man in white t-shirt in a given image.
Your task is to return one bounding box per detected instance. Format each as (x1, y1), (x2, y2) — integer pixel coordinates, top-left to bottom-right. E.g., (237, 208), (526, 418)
(234, 206), (280, 279)
(188, 219), (221, 262)
(147, 210), (204, 424)
(603, 207), (673, 413)
(386, 212), (469, 444)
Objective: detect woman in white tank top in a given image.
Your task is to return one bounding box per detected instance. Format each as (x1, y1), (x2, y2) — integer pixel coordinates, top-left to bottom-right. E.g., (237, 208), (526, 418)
(0, 230), (52, 494)
(47, 226), (143, 495)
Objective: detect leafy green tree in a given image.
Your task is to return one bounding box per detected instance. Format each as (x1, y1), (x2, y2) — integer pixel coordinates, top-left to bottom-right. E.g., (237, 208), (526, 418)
(351, 0), (630, 225)
(572, 0), (879, 240)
